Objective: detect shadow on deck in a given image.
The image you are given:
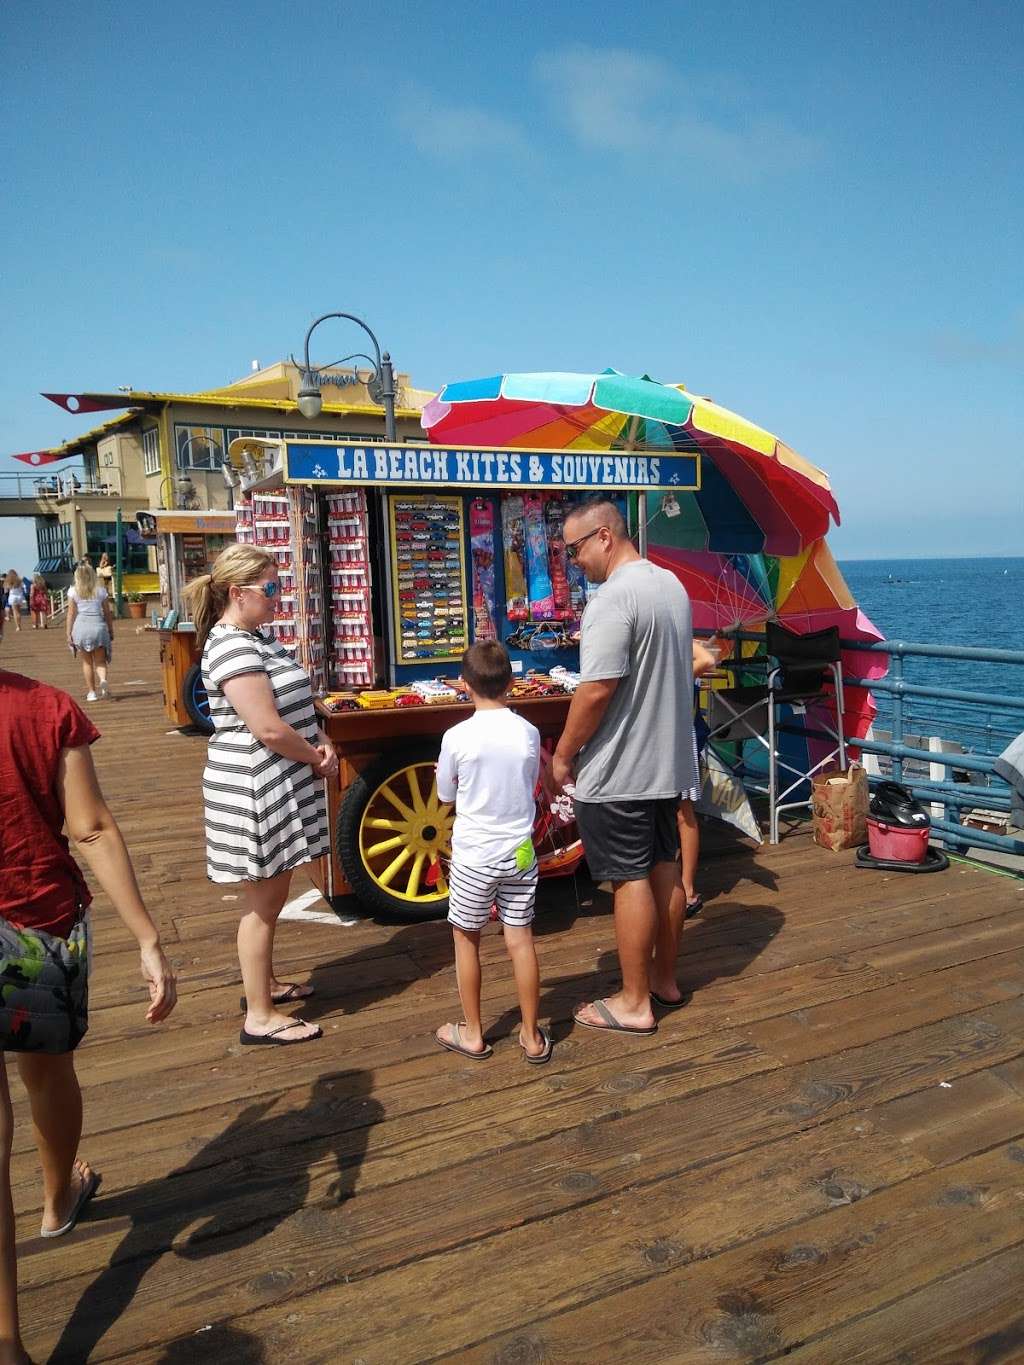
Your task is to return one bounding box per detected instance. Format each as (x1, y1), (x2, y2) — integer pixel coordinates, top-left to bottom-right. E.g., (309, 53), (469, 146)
(4, 626), (1024, 1364)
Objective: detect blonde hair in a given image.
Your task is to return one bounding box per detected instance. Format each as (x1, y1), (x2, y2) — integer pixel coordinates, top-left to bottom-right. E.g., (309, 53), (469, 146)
(4, 570), (20, 589)
(181, 543), (276, 648)
(74, 564), (98, 599)
(32, 574), (46, 589)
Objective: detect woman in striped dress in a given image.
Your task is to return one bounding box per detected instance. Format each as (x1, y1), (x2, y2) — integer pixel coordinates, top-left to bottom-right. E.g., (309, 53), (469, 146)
(182, 545), (337, 1046)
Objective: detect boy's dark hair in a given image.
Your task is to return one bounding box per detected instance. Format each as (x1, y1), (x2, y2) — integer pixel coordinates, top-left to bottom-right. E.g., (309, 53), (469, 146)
(461, 640), (513, 699)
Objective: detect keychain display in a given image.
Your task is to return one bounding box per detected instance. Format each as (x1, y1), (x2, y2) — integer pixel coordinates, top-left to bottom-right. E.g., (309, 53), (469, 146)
(501, 495), (528, 620)
(390, 495), (468, 664)
(469, 497), (497, 641)
(523, 492), (554, 619)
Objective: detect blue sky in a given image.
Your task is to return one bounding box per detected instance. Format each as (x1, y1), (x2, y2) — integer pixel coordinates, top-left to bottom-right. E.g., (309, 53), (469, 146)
(2, 0), (1022, 569)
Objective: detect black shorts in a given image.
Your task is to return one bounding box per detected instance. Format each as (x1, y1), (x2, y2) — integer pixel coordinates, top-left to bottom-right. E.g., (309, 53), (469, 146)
(574, 797), (680, 883)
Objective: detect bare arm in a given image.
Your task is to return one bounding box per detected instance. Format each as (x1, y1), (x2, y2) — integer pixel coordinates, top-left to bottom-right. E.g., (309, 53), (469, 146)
(552, 678), (619, 788)
(221, 672), (327, 767)
(65, 599), (77, 640)
(103, 595), (115, 635)
(693, 640), (717, 678)
(58, 745), (176, 1023)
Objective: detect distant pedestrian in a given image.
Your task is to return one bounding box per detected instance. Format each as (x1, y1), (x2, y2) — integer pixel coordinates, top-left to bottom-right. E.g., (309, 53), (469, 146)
(96, 552), (114, 595)
(0, 608), (177, 1365)
(551, 498), (698, 1036)
(182, 544), (336, 1047)
(66, 563), (114, 702)
(30, 575), (49, 630)
(433, 641), (551, 1064)
(2, 573), (24, 633)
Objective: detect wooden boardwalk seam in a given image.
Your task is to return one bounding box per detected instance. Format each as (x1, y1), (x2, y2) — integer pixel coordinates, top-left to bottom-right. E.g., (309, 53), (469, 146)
(4, 628), (1023, 1363)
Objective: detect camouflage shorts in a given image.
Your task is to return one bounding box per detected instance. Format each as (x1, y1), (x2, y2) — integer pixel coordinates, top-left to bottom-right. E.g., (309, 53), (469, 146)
(0, 916), (89, 1054)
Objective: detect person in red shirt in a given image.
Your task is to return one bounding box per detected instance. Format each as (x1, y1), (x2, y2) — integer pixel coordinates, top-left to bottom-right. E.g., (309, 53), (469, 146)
(0, 614), (177, 1365)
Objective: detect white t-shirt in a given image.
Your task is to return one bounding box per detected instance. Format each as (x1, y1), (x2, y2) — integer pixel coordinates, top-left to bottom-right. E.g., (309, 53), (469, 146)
(436, 708), (541, 867)
(68, 586), (108, 622)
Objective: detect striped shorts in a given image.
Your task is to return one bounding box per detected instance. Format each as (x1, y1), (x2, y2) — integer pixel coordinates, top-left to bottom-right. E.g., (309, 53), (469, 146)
(447, 850), (539, 932)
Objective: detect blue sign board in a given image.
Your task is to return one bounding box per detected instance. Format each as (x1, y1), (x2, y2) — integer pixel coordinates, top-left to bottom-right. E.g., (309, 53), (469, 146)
(284, 442), (699, 491)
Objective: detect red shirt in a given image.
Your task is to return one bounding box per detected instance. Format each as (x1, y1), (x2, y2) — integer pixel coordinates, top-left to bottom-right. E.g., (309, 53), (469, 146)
(0, 670), (100, 938)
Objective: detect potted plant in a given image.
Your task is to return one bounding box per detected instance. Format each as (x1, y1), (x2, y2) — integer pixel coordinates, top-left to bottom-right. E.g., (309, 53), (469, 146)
(125, 591), (147, 620)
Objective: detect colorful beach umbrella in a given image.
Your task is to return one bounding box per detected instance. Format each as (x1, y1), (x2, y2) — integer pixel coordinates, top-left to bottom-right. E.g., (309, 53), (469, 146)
(422, 370), (839, 556)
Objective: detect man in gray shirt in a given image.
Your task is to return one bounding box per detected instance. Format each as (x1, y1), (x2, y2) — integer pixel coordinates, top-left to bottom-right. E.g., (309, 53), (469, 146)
(552, 497), (697, 1036)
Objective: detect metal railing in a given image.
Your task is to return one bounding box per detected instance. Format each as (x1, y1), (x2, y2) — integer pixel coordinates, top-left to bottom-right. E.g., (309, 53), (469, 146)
(0, 471), (112, 501)
(705, 629), (1024, 862)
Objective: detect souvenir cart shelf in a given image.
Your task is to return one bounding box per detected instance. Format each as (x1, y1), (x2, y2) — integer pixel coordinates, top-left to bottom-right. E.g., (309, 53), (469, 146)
(230, 435), (696, 920)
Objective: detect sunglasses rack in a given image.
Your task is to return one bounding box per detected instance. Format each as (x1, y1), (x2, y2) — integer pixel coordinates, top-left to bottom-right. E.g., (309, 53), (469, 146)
(325, 490), (372, 689)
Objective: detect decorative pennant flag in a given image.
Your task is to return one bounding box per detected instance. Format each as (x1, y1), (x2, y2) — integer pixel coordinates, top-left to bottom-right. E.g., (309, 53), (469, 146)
(42, 393), (130, 414)
(11, 450), (69, 466)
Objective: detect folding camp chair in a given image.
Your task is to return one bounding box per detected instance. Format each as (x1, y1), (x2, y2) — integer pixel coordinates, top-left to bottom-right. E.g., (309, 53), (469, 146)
(705, 622), (847, 842)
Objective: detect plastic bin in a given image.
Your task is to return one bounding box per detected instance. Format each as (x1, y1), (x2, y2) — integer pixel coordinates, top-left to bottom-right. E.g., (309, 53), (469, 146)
(866, 817), (930, 864)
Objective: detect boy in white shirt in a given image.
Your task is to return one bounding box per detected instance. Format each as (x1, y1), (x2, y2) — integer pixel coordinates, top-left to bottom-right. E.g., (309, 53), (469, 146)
(433, 641), (552, 1064)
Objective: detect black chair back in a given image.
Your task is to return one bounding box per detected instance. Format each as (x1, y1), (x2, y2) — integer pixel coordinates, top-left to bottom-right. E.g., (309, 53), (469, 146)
(766, 621), (841, 701)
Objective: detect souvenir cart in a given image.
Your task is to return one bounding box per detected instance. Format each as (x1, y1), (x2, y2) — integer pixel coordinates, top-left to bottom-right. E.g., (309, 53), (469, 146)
(137, 509), (238, 732)
(229, 436), (698, 919)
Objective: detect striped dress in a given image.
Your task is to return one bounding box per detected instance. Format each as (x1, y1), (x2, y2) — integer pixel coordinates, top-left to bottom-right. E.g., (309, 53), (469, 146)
(201, 624), (329, 883)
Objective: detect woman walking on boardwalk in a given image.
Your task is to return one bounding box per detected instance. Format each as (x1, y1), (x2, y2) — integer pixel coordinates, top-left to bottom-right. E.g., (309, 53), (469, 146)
(29, 576), (49, 630)
(2, 575), (23, 633)
(182, 544), (337, 1047)
(66, 563), (114, 702)
(0, 609), (177, 1365)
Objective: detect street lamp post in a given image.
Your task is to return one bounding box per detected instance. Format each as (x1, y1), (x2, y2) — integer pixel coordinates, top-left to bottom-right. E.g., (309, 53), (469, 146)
(293, 312), (397, 442)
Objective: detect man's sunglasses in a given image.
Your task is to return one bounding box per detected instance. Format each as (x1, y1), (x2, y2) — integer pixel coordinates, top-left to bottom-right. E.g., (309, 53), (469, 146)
(564, 526), (607, 560)
(240, 581), (280, 599)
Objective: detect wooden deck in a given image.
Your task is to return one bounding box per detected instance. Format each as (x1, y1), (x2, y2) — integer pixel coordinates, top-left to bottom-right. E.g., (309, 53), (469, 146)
(5, 625), (1024, 1365)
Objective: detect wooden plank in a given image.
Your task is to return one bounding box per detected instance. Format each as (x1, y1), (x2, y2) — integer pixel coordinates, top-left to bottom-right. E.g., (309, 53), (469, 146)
(120, 1115), (933, 1365)
(442, 1142), (1024, 1365)
(760, 1242), (1024, 1363)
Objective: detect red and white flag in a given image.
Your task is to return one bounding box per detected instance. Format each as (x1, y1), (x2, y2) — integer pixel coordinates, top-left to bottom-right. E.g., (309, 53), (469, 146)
(11, 450), (68, 466)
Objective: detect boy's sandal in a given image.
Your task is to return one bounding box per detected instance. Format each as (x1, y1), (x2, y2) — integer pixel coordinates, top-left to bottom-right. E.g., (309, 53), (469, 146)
(433, 1022), (493, 1060)
(520, 1025), (554, 1065)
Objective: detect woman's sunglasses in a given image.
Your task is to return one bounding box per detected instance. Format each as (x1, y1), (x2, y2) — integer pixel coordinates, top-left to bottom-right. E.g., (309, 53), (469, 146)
(240, 581), (280, 599)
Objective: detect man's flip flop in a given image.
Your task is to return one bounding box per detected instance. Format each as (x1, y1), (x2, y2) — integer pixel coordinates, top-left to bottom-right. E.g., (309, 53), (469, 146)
(40, 1166), (100, 1238)
(650, 990), (694, 1011)
(573, 999), (658, 1036)
(433, 1023), (493, 1060)
(520, 1025), (554, 1065)
(239, 982), (314, 1012)
(239, 1019), (322, 1046)
(685, 896), (704, 919)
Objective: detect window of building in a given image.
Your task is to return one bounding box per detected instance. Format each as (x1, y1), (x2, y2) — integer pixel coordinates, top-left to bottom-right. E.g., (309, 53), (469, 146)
(85, 522), (149, 572)
(35, 520), (74, 573)
(175, 425), (224, 470)
(142, 426), (161, 475)
(83, 451), (99, 484)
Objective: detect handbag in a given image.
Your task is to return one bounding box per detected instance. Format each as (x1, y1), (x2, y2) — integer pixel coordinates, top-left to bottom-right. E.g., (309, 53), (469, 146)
(0, 916), (89, 1053)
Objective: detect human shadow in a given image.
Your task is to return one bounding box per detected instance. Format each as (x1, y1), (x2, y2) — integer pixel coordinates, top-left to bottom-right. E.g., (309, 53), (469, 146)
(485, 900), (786, 1045)
(156, 1321), (267, 1363)
(48, 1069), (382, 1364)
(297, 871), (591, 1024)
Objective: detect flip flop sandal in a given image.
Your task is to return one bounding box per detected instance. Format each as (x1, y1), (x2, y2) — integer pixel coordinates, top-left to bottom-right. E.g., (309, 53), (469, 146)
(573, 999), (658, 1036)
(433, 1023), (493, 1061)
(685, 896), (704, 919)
(650, 990), (694, 1011)
(239, 982), (313, 1013)
(239, 1019), (323, 1046)
(40, 1166), (101, 1238)
(520, 1025), (554, 1065)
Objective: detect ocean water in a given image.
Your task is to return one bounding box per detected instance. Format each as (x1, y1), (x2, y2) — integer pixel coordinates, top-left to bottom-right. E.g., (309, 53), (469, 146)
(838, 556), (1024, 751)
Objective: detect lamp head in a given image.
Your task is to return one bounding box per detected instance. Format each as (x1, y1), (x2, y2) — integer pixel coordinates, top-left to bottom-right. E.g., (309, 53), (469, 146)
(297, 371), (323, 420)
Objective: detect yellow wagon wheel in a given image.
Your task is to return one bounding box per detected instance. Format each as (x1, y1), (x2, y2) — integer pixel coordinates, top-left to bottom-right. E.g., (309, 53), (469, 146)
(336, 746), (454, 920)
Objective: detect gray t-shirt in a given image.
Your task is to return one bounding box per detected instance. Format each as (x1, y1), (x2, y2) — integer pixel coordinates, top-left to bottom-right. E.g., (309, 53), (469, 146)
(575, 558), (696, 802)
